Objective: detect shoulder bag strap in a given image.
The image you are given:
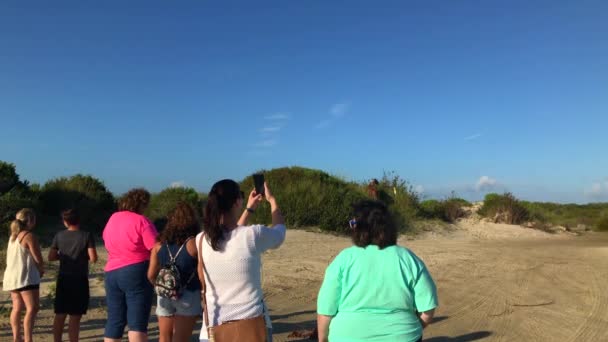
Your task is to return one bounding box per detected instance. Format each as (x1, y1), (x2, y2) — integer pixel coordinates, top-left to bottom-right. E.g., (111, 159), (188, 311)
(199, 233), (211, 331)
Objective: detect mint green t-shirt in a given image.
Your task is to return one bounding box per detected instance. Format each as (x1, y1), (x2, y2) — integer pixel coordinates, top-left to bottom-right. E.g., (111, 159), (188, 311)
(317, 245), (438, 342)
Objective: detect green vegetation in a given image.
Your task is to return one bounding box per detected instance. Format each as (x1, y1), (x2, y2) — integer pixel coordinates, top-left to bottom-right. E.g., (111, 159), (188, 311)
(145, 186), (206, 231)
(479, 193), (530, 225)
(0, 161), (38, 229)
(39, 174), (116, 233)
(240, 167), (368, 233)
(419, 193), (470, 223)
(596, 216), (608, 232)
(374, 171), (421, 229)
(522, 201), (608, 230)
(479, 192), (608, 231)
(1, 160), (608, 247)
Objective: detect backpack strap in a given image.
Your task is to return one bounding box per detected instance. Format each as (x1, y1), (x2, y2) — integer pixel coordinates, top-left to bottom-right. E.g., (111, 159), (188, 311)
(167, 236), (192, 262)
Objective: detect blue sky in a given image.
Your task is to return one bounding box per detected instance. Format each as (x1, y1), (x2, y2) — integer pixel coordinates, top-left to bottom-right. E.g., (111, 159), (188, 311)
(1, 1), (606, 203)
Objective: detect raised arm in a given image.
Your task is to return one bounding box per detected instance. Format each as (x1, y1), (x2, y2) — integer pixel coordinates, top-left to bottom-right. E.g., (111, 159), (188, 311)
(265, 182), (285, 226)
(238, 189), (263, 226)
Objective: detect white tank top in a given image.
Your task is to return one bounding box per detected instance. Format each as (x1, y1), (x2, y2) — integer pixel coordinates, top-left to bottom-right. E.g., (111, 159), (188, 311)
(2, 232), (41, 291)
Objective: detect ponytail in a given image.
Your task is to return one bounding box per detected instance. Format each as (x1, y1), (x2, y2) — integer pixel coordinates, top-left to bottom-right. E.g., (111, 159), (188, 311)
(9, 219), (27, 242)
(16, 208), (36, 227)
(203, 193), (224, 251)
(203, 179), (242, 251)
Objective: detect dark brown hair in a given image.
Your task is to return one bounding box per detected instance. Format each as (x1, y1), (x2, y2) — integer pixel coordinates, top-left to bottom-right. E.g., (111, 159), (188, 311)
(62, 208), (80, 226)
(159, 202), (200, 245)
(119, 188), (151, 214)
(351, 200), (397, 249)
(203, 179), (242, 251)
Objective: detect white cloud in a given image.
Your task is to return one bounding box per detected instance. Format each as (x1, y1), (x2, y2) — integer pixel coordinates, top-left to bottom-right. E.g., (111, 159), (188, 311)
(255, 139), (277, 147)
(316, 101), (351, 129)
(264, 113), (290, 121)
(585, 179), (608, 200)
(330, 102), (350, 118)
(170, 181), (185, 188)
(414, 185), (425, 194)
(260, 126), (282, 133)
(475, 176), (498, 192)
(464, 133), (482, 141)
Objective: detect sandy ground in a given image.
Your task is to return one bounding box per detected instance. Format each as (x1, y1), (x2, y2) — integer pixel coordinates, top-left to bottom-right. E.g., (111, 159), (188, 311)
(1, 221), (607, 341)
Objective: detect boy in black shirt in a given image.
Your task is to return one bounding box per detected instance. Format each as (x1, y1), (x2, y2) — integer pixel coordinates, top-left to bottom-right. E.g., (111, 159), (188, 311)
(48, 208), (98, 342)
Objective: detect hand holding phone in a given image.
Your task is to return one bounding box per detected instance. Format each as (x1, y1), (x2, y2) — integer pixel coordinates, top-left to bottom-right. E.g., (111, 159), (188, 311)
(253, 173), (265, 196)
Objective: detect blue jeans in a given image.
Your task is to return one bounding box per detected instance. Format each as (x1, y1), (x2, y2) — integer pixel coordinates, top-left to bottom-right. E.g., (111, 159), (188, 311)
(104, 261), (153, 338)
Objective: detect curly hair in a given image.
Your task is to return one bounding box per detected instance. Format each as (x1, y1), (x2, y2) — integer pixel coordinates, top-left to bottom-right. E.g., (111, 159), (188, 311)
(119, 188), (150, 214)
(159, 202), (200, 245)
(351, 200), (397, 249)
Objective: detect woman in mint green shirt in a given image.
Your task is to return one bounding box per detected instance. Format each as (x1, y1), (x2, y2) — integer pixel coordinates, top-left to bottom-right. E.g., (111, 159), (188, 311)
(317, 200), (438, 342)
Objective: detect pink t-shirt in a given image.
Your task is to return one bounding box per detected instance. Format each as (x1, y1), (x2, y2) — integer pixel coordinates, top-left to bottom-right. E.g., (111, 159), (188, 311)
(102, 211), (158, 272)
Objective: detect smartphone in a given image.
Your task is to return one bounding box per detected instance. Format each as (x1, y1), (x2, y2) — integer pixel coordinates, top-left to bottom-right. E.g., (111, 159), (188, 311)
(253, 173), (265, 196)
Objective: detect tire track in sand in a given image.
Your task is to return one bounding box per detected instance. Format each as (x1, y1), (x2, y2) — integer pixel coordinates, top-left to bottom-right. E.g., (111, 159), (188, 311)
(566, 265), (608, 342)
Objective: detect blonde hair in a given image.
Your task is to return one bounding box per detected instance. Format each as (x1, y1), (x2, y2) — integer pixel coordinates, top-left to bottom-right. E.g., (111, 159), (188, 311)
(16, 208), (36, 225)
(9, 219), (28, 242)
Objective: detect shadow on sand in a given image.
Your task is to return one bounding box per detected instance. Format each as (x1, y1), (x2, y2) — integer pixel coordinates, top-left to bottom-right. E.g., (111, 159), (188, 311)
(424, 331), (492, 342)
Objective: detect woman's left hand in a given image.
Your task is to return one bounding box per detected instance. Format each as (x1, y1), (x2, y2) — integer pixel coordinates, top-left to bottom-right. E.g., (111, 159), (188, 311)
(246, 189), (263, 211)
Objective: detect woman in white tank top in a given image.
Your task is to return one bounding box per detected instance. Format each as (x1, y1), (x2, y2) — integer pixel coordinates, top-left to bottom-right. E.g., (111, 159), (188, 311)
(2, 209), (45, 342)
(197, 179), (286, 342)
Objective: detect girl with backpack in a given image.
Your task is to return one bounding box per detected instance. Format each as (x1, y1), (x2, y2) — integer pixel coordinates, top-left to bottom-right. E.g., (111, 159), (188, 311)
(148, 202), (202, 342)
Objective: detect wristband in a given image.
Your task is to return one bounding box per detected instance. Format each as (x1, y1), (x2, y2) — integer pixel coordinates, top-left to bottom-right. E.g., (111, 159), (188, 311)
(246, 207), (255, 213)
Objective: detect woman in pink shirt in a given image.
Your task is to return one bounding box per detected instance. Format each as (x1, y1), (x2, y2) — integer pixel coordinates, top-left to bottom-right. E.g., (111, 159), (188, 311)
(102, 188), (158, 342)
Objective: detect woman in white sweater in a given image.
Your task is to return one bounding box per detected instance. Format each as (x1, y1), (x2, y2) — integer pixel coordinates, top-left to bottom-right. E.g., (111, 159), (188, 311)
(197, 179), (285, 342)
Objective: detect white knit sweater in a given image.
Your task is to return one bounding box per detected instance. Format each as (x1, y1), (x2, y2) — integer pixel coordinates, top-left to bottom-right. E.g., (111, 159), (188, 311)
(197, 224), (286, 339)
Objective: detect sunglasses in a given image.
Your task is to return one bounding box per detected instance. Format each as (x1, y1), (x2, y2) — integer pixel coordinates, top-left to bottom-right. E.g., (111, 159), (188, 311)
(349, 218), (357, 229)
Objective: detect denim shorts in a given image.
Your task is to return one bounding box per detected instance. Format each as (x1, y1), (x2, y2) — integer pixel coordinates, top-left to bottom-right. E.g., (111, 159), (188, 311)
(156, 289), (202, 317)
(104, 261), (153, 338)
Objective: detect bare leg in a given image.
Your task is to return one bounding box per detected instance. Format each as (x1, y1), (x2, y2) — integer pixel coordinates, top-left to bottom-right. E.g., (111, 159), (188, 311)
(20, 289), (39, 342)
(67, 315), (82, 342)
(128, 331), (149, 342)
(10, 292), (24, 342)
(158, 316), (175, 342)
(53, 314), (67, 342)
(172, 315), (197, 342)
(104, 339), (121, 342)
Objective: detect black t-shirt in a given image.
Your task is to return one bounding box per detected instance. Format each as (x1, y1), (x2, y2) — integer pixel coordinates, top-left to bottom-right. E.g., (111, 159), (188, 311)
(51, 230), (95, 276)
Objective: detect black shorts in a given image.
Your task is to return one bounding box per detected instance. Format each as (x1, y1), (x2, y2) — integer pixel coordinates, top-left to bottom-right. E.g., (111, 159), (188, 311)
(15, 284), (40, 292)
(54, 274), (90, 315)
